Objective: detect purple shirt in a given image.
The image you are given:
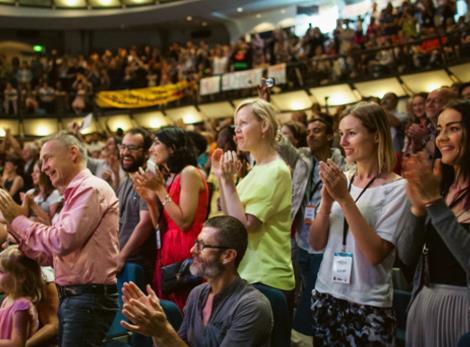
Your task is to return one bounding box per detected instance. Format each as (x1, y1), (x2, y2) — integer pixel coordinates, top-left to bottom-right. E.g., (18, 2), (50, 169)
(10, 169), (119, 286)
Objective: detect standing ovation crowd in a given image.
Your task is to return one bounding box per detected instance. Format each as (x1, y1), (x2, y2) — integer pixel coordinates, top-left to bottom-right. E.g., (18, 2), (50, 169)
(0, 78), (467, 347)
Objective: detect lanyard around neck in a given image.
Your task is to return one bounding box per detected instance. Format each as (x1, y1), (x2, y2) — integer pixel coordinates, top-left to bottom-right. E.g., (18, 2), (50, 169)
(308, 160), (322, 201)
(342, 174), (378, 249)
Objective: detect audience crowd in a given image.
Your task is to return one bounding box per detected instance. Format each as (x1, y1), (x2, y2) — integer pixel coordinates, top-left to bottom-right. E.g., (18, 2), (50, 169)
(0, 1), (469, 347)
(1, 0), (470, 116)
(0, 75), (467, 346)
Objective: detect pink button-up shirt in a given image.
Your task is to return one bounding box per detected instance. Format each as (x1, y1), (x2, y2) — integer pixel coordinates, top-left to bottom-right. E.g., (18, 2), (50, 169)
(10, 169), (119, 286)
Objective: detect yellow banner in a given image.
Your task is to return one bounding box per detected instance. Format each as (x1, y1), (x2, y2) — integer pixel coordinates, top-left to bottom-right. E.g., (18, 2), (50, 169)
(95, 81), (188, 109)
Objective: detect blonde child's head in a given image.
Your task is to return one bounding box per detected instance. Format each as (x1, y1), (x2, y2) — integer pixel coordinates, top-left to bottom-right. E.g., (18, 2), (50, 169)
(0, 246), (44, 304)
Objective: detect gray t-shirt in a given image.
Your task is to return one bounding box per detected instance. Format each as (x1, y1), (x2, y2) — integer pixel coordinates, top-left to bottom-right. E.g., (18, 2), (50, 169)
(117, 176), (155, 268)
(179, 276), (273, 347)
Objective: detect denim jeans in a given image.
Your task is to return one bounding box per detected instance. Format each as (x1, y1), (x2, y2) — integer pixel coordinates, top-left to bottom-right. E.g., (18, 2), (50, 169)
(58, 292), (118, 347)
(292, 247), (323, 336)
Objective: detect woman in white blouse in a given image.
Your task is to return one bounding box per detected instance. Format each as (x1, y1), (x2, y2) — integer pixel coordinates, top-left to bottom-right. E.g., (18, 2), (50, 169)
(309, 102), (408, 346)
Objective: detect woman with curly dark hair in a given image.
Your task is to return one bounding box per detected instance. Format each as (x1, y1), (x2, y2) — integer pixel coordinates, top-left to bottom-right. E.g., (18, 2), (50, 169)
(133, 126), (208, 309)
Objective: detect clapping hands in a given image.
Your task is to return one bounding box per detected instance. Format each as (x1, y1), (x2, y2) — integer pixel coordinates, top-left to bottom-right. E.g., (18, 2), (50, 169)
(319, 159), (350, 204)
(120, 282), (168, 337)
(403, 152), (442, 215)
(211, 149), (242, 182)
(132, 167), (165, 193)
(0, 189), (26, 224)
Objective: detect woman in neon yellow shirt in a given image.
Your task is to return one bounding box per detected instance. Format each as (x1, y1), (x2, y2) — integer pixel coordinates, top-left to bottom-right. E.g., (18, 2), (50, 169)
(212, 98), (295, 312)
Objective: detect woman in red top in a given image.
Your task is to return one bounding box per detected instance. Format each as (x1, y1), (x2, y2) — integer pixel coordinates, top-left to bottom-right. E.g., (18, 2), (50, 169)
(133, 127), (208, 309)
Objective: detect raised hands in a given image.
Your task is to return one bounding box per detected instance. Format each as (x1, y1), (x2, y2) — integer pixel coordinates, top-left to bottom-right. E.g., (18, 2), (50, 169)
(406, 123), (428, 149)
(133, 182), (157, 205)
(0, 189), (26, 224)
(132, 167), (165, 193)
(319, 159), (350, 204)
(120, 282), (167, 337)
(257, 78), (271, 102)
(403, 152), (442, 215)
(211, 149), (241, 182)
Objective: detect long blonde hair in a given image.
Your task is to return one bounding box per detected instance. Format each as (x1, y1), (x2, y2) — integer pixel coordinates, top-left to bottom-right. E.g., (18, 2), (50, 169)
(0, 246), (45, 304)
(341, 102), (396, 174)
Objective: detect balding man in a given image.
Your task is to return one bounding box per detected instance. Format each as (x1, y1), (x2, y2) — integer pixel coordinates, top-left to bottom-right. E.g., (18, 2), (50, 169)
(425, 87), (458, 125)
(0, 131), (119, 347)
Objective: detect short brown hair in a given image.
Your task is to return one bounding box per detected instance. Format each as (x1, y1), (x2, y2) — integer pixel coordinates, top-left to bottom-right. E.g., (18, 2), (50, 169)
(204, 216), (248, 268)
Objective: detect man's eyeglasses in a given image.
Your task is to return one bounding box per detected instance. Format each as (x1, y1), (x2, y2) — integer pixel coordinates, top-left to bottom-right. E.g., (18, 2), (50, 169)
(118, 144), (144, 152)
(193, 239), (230, 252)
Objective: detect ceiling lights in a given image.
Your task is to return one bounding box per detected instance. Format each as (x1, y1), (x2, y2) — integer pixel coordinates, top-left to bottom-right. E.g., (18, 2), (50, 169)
(401, 70), (455, 93)
(310, 84), (358, 106)
(354, 78), (407, 98)
(88, 0), (120, 7)
(55, 0), (86, 8)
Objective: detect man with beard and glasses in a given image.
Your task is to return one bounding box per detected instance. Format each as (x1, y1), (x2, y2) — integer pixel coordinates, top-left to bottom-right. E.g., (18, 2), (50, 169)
(116, 128), (155, 283)
(119, 215), (274, 346)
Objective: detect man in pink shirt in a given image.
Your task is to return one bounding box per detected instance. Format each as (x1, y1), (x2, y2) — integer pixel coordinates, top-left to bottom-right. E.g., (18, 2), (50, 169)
(0, 132), (119, 347)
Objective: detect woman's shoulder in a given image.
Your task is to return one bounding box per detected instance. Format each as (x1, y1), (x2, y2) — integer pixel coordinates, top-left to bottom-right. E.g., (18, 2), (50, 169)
(10, 298), (34, 312)
(374, 173), (406, 193)
(181, 165), (205, 179)
(383, 172), (403, 185)
(255, 157), (291, 178)
(180, 165), (206, 187)
(14, 175), (24, 184)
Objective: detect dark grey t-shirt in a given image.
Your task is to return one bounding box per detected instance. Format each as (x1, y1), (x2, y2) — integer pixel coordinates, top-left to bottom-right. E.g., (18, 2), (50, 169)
(117, 176), (155, 268)
(178, 276), (273, 347)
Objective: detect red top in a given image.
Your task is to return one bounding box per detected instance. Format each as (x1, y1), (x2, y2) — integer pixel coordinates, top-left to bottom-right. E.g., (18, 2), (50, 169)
(160, 171), (208, 266)
(156, 169), (208, 309)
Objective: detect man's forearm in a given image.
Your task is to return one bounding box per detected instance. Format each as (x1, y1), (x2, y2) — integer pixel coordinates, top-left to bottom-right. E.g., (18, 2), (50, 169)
(152, 322), (187, 347)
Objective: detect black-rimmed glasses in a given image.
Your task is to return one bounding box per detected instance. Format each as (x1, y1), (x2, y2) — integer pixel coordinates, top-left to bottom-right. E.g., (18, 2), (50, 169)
(118, 144), (144, 152)
(193, 239), (230, 252)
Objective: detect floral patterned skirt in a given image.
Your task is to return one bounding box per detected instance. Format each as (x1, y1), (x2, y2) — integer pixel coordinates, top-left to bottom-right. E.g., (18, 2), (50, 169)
(311, 290), (396, 347)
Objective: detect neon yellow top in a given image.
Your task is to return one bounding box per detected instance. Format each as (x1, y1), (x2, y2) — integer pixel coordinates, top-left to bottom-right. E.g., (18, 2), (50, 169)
(237, 158), (295, 291)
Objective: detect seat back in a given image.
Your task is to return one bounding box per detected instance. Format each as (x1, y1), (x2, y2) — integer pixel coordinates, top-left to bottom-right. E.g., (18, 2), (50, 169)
(160, 299), (183, 330)
(129, 299), (183, 347)
(106, 262), (146, 341)
(106, 262), (183, 347)
(457, 332), (470, 347)
(393, 289), (411, 346)
(254, 284), (290, 347)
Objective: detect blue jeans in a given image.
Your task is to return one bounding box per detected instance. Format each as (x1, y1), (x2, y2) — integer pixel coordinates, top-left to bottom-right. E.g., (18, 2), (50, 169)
(58, 292), (117, 347)
(292, 247), (323, 336)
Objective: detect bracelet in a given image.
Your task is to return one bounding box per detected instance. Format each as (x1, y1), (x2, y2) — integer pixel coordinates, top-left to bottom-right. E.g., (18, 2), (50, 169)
(161, 194), (172, 207)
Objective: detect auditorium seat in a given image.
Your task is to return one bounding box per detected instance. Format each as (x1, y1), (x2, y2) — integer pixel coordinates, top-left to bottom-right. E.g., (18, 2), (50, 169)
(104, 262), (183, 347)
(393, 289), (411, 347)
(254, 283), (290, 347)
